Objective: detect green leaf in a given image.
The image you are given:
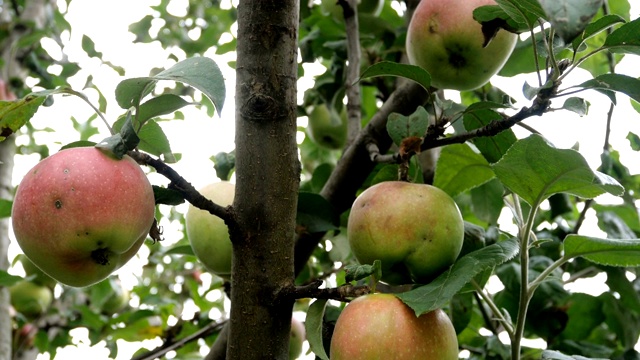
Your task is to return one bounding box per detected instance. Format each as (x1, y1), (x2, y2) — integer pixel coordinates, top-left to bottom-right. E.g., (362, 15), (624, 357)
(359, 61), (431, 91)
(212, 150), (236, 181)
(559, 293), (605, 341)
(136, 120), (176, 163)
(344, 260), (382, 283)
(572, 14), (626, 52)
(137, 94), (193, 125)
(305, 299), (330, 360)
(573, 73), (640, 104)
(0, 93), (47, 141)
(495, 0), (547, 29)
(396, 238), (519, 316)
(386, 106), (429, 147)
(164, 245), (196, 256)
(563, 234), (640, 267)
(492, 134), (624, 207)
(0, 198), (11, 218)
(463, 103), (517, 163)
(561, 97), (589, 116)
(538, 0), (602, 44)
(0, 270), (23, 287)
(627, 132), (640, 151)
(95, 113), (140, 159)
(115, 57), (225, 116)
(470, 179), (505, 224)
(152, 186), (185, 206)
(603, 17), (640, 55)
(474, 5), (529, 34)
(433, 143), (495, 198)
(297, 192), (339, 233)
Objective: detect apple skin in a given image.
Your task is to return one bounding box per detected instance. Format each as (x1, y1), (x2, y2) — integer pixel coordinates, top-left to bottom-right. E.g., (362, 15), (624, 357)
(11, 147), (156, 288)
(185, 181), (234, 279)
(9, 281), (53, 318)
(347, 181), (464, 285)
(289, 318), (306, 359)
(102, 283), (130, 314)
(330, 293), (459, 359)
(406, 0), (517, 91)
(17, 254), (57, 289)
(307, 104), (348, 150)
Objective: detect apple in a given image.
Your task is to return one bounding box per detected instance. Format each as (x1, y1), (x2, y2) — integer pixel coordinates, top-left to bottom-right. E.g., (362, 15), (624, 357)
(406, 0), (517, 91)
(347, 181), (463, 285)
(330, 293), (459, 359)
(16, 254), (57, 289)
(289, 318), (306, 359)
(11, 147), (156, 287)
(9, 280), (53, 318)
(320, 0), (384, 19)
(102, 282), (130, 314)
(307, 104), (348, 150)
(185, 181), (234, 279)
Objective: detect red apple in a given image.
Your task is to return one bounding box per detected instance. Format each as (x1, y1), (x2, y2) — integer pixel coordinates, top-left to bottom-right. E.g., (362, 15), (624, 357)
(290, 318), (306, 359)
(406, 0), (517, 91)
(330, 293), (459, 359)
(347, 181), (464, 285)
(185, 181), (234, 279)
(12, 147), (156, 287)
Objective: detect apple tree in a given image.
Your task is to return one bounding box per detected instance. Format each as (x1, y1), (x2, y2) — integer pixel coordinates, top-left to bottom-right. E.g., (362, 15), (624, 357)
(1, 0), (640, 359)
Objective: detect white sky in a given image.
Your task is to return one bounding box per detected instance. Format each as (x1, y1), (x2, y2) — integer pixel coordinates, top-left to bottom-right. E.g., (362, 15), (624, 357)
(7, 0), (640, 358)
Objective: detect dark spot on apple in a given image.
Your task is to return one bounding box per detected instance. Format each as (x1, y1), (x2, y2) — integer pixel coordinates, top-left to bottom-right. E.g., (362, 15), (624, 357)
(55, 200), (62, 209)
(91, 248), (111, 266)
(63, 168), (69, 174)
(446, 44), (467, 69)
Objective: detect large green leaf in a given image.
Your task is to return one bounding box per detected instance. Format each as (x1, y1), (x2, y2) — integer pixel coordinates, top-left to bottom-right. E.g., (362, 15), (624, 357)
(396, 238), (519, 316)
(563, 234), (640, 267)
(115, 57), (225, 116)
(463, 102), (517, 163)
(572, 14), (626, 52)
(538, 0), (602, 44)
(433, 143), (495, 198)
(305, 299), (330, 360)
(492, 134), (624, 207)
(573, 73), (640, 104)
(495, 0), (547, 29)
(603, 17), (640, 55)
(297, 192), (339, 233)
(0, 93), (47, 141)
(359, 61), (431, 91)
(386, 106), (429, 147)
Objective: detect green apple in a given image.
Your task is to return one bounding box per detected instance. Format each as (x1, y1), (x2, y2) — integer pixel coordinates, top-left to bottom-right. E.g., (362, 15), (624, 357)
(406, 0), (517, 91)
(185, 181), (234, 279)
(330, 293), (459, 359)
(11, 147), (156, 287)
(16, 254), (56, 289)
(321, 0), (384, 19)
(289, 318), (306, 359)
(307, 104), (348, 150)
(9, 281), (53, 318)
(347, 181), (464, 285)
(102, 283), (130, 314)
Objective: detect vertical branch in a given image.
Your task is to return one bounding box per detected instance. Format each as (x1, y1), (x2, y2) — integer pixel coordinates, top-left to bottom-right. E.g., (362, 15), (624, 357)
(340, 0), (362, 145)
(227, 0), (300, 359)
(0, 137), (14, 360)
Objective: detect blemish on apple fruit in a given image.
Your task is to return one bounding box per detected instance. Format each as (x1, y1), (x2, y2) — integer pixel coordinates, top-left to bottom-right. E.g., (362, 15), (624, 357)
(55, 200), (62, 209)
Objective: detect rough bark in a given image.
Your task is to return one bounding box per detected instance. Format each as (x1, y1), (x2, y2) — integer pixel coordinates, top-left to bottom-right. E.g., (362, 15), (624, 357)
(227, 0), (300, 359)
(0, 137), (15, 360)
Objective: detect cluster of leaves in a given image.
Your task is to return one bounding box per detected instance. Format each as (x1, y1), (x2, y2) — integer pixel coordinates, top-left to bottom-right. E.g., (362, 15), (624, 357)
(1, 0), (640, 360)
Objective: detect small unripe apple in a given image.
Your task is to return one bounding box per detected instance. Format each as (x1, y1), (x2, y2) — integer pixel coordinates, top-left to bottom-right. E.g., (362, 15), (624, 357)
(289, 318), (306, 359)
(9, 281), (53, 318)
(185, 181), (234, 279)
(101, 282), (130, 314)
(330, 293), (459, 359)
(307, 104), (348, 150)
(12, 147), (156, 287)
(347, 181), (464, 285)
(406, 0), (517, 91)
(17, 254), (56, 289)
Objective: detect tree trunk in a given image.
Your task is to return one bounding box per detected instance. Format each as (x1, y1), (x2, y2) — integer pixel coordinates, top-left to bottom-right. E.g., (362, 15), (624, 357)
(0, 137), (15, 360)
(227, 0), (300, 359)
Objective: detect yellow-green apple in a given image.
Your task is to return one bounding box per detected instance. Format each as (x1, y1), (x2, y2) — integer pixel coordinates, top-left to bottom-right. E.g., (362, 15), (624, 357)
(307, 104), (348, 150)
(289, 318), (306, 359)
(101, 282), (130, 314)
(406, 0), (517, 91)
(9, 280), (53, 318)
(185, 181), (234, 279)
(11, 147), (156, 287)
(347, 181), (463, 285)
(330, 293), (459, 359)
